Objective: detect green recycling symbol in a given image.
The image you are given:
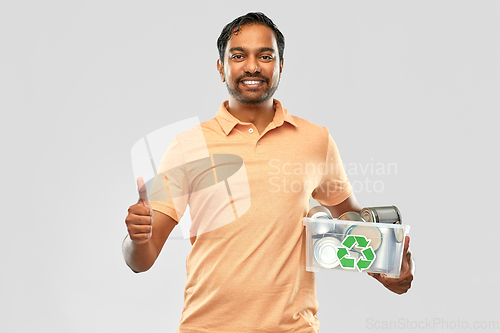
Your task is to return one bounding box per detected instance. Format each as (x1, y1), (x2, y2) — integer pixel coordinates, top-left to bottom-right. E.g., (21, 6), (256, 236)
(337, 235), (376, 271)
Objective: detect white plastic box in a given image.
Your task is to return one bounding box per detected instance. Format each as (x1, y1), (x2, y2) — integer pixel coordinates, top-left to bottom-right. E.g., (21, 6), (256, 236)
(303, 218), (410, 278)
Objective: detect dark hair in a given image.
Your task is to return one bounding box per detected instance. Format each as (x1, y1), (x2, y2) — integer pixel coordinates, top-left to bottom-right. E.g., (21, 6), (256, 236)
(217, 12), (285, 65)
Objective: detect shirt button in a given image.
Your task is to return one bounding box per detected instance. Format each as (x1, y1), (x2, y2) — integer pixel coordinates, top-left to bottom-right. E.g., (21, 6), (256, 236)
(248, 128), (254, 133)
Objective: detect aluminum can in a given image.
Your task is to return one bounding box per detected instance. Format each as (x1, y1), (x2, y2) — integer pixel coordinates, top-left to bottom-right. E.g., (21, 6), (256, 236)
(343, 223), (383, 251)
(307, 206), (333, 234)
(332, 211), (364, 235)
(360, 206), (402, 224)
(313, 236), (344, 268)
(338, 211), (365, 222)
(369, 226), (397, 272)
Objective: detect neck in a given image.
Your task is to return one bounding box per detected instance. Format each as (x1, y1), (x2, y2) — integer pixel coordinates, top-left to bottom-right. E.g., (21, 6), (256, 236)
(227, 97), (276, 134)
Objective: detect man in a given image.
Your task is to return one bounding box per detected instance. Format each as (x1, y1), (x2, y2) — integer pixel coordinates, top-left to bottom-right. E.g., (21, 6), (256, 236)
(123, 12), (414, 333)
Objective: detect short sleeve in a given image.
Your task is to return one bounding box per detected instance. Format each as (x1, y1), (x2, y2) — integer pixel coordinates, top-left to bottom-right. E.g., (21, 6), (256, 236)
(148, 137), (188, 223)
(312, 132), (352, 206)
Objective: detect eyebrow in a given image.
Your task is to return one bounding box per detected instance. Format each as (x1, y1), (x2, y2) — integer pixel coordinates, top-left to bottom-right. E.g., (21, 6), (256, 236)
(228, 47), (276, 54)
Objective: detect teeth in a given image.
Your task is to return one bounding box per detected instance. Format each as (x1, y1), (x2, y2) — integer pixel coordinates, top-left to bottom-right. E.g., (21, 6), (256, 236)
(242, 80), (262, 84)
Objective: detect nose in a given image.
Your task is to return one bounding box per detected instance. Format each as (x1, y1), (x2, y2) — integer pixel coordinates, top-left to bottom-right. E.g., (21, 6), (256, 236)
(244, 56), (260, 73)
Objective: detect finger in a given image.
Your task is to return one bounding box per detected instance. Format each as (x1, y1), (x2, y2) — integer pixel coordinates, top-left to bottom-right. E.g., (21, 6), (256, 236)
(126, 213), (153, 226)
(381, 269), (413, 285)
(396, 235), (411, 277)
(404, 235), (410, 253)
(400, 245), (414, 277)
(369, 271), (411, 294)
(407, 249), (415, 275)
(400, 250), (409, 274)
(136, 177), (152, 208)
(379, 274), (400, 285)
(128, 224), (153, 235)
(129, 231), (152, 243)
(368, 272), (385, 284)
(128, 203), (153, 216)
(370, 273), (411, 294)
(403, 248), (412, 271)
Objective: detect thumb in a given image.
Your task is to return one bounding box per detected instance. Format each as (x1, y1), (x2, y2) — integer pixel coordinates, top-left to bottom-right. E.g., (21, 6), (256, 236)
(136, 177), (152, 208)
(404, 235), (410, 253)
(401, 235), (410, 271)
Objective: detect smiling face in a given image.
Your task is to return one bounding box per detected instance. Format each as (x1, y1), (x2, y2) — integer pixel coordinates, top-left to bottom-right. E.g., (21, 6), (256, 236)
(217, 24), (283, 105)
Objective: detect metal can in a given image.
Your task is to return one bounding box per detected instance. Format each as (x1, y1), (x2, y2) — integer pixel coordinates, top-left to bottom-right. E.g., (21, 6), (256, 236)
(368, 226), (397, 272)
(343, 223), (383, 251)
(338, 211), (365, 222)
(361, 206), (405, 243)
(360, 206), (402, 224)
(307, 206), (334, 234)
(313, 236), (344, 268)
(335, 211), (365, 235)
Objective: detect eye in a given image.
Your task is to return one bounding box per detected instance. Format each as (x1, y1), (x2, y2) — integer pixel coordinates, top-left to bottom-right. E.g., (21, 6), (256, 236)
(231, 54), (245, 61)
(260, 55), (274, 61)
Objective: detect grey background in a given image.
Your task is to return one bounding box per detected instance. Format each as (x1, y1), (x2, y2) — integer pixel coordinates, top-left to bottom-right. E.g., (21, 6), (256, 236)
(1, 1), (499, 332)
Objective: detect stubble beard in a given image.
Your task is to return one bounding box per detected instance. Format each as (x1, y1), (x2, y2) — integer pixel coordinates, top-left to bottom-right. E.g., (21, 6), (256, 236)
(226, 75), (281, 105)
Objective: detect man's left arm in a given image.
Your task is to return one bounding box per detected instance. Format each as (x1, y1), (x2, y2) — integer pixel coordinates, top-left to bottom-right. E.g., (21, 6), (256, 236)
(322, 193), (414, 294)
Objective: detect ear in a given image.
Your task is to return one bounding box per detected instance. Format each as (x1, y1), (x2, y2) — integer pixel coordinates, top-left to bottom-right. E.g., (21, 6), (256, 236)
(279, 58), (284, 74)
(217, 59), (225, 82)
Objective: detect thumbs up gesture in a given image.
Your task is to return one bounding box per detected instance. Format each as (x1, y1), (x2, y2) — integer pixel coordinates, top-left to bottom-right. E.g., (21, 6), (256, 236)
(125, 177), (154, 244)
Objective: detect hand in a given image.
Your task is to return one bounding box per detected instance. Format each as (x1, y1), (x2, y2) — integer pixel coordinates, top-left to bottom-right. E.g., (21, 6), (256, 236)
(368, 235), (414, 294)
(125, 177), (154, 244)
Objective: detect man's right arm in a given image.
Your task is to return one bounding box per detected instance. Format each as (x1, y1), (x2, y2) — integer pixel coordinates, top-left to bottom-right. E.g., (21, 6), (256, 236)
(122, 178), (177, 273)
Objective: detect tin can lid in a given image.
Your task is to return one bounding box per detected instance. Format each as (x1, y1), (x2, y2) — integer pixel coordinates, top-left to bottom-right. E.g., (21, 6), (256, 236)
(361, 206), (402, 224)
(360, 208), (375, 222)
(311, 212), (334, 234)
(307, 206), (333, 218)
(339, 211), (365, 222)
(345, 224), (383, 251)
(394, 228), (405, 243)
(314, 237), (341, 268)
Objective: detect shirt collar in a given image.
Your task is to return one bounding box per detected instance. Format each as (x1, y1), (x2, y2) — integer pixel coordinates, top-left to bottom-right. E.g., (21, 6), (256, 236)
(215, 99), (298, 136)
